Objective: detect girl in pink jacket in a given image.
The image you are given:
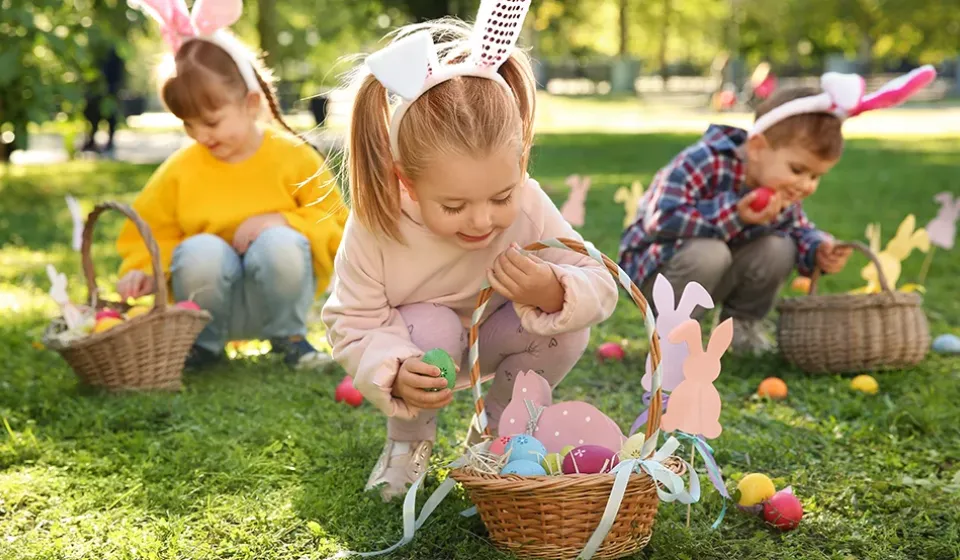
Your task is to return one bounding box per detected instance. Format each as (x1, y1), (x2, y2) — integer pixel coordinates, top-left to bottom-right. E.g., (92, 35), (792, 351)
(321, 3), (618, 501)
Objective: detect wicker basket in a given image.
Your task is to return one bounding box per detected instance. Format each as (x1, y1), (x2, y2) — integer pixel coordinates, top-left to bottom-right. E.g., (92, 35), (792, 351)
(776, 241), (930, 374)
(43, 201), (211, 391)
(449, 238), (683, 560)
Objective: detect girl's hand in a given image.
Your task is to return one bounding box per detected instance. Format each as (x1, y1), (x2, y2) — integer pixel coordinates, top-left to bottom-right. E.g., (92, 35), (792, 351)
(117, 270), (155, 299)
(392, 357), (454, 410)
(487, 243), (565, 313)
(233, 213), (288, 254)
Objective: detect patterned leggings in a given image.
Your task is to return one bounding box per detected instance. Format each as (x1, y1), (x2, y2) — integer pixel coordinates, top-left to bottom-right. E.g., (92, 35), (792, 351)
(387, 302), (590, 441)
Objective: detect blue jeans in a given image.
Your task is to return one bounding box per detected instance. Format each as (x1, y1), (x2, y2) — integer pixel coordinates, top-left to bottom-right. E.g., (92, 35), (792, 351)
(170, 227), (316, 353)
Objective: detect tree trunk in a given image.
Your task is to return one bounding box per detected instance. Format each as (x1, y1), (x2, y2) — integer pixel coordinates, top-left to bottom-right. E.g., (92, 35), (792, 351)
(657, 0), (672, 85)
(619, 0), (629, 56)
(257, 0), (278, 67)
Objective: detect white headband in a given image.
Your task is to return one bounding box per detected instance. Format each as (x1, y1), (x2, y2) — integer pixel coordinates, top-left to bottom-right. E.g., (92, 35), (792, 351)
(131, 0), (261, 93)
(365, 0), (531, 158)
(750, 65), (937, 137)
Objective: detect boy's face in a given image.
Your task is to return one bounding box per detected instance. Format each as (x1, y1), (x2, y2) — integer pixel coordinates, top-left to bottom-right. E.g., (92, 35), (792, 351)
(745, 135), (839, 203)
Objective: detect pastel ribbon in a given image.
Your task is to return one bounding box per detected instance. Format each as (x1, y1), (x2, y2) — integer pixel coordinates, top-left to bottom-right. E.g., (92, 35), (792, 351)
(673, 432), (730, 529)
(628, 391), (670, 437)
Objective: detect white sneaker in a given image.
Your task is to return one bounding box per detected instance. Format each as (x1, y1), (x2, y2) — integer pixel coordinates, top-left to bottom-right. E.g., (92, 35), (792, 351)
(730, 318), (775, 355)
(365, 439), (433, 502)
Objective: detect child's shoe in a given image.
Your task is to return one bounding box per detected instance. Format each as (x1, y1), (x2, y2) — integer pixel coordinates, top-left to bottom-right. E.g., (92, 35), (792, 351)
(730, 318), (775, 355)
(365, 439), (433, 502)
(270, 335), (334, 369)
(184, 344), (225, 371)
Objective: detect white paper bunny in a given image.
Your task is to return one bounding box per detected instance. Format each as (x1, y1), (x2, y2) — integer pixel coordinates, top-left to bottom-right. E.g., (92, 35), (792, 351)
(47, 264), (83, 330)
(642, 275), (714, 393)
(560, 174), (591, 227)
(926, 192), (959, 250)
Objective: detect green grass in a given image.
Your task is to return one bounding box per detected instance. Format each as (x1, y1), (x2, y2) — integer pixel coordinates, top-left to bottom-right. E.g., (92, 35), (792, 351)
(2, 132), (959, 560)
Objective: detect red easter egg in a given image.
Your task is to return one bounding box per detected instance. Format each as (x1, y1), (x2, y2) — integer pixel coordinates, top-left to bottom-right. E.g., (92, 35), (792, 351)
(561, 445), (620, 474)
(335, 375), (363, 407)
(762, 490), (803, 531)
(489, 436), (512, 455)
(749, 187), (774, 212)
(175, 300), (202, 311)
(96, 309), (122, 321)
(596, 342), (625, 362)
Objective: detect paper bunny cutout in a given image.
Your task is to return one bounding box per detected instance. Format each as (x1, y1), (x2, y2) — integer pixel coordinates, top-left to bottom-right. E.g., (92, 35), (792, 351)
(751, 65), (937, 136)
(47, 264), (83, 330)
(926, 192), (959, 250)
(498, 371), (625, 454)
(614, 180), (645, 228)
(857, 215), (931, 294)
(130, 0), (259, 91)
(65, 195), (84, 252)
(642, 275), (715, 393)
(659, 318), (733, 439)
(560, 174), (591, 227)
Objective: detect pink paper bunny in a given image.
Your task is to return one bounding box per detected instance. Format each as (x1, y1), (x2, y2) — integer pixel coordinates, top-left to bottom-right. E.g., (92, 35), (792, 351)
(926, 192), (958, 250)
(560, 174), (591, 227)
(659, 318), (733, 440)
(498, 371), (625, 453)
(641, 275), (714, 393)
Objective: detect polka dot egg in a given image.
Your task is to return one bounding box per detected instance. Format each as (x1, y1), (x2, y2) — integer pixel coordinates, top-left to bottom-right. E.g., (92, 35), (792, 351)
(504, 435), (547, 464)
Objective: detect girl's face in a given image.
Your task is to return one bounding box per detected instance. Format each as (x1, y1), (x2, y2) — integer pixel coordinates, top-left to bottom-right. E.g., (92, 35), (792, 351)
(183, 91), (262, 163)
(405, 145), (523, 250)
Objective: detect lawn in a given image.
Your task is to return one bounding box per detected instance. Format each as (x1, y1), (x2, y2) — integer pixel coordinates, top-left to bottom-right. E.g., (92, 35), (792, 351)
(1, 130), (959, 560)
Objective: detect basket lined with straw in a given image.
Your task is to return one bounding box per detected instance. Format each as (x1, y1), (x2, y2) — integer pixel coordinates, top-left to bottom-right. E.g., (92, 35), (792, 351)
(43, 201), (211, 391)
(448, 238), (685, 560)
(776, 241), (930, 374)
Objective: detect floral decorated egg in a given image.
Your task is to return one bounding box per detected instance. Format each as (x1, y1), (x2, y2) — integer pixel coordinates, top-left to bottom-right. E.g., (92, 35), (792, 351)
(488, 436), (512, 456)
(561, 445), (620, 474)
(501, 459), (547, 476)
(505, 435), (547, 464)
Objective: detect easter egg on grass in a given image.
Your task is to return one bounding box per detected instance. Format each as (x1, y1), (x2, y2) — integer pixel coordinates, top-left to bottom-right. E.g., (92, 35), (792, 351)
(125, 305), (151, 319)
(757, 377), (788, 400)
(93, 317), (124, 334)
(96, 309), (122, 321)
(763, 490), (803, 531)
(850, 375), (878, 395)
(421, 348), (457, 391)
(596, 342), (625, 362)
(542, 452), (563, 475)
(488, 436), (512, 456)
(504, 435), (547, 464)
(561, 445), (620, 474)
(501, 459), (547, 476)
(736, 473), (776, 507)
(175, 300), (202, 311)
(749, 186), (775, 212)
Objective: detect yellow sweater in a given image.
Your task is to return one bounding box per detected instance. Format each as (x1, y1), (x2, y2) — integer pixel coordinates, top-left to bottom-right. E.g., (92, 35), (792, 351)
(117, 127), (347, 296)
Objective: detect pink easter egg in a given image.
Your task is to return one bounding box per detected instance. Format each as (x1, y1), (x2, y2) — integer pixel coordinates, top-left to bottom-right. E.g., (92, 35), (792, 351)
(561, 445), (620, 475)
(596, 342), (625, 362)
(488, 436), (512, 455)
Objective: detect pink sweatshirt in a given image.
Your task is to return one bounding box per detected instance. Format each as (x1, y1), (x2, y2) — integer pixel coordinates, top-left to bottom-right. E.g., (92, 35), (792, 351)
(321, 177), (619, 419)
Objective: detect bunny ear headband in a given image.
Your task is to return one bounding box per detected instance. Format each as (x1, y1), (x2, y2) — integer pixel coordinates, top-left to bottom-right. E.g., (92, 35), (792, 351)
(131, 0), (260, 92)
(365, 0), (531, 158)
(750, 65), (937, 137)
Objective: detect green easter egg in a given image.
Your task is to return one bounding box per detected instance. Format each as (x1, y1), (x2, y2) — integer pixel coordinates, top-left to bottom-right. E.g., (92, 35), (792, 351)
(421, 348), (457, 391)
(561, 445), (575, 458)
(542, 452), (563, 475)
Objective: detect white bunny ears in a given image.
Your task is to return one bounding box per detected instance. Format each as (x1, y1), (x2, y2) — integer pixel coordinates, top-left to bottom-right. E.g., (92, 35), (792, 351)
(750, 65), (937, 137)
(130, 0), (260, 92)
(365, 0), (532, 157)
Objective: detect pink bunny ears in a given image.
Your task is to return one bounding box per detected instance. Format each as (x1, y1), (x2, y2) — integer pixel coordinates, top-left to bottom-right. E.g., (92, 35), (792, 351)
(750, 65), (937, 137)
(130, 0), (260, 92)
(365, 0), (531, 158)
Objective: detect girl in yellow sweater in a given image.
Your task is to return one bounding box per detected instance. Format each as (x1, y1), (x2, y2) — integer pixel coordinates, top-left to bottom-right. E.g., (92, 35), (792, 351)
(116, 0), (346, 370)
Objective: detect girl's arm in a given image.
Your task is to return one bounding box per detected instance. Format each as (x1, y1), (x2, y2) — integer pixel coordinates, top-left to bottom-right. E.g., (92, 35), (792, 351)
(117, 157), (185, 278)
(320, 217), (424, 419)
(280, 146), (349, 295)
(513, 179), (619, 335)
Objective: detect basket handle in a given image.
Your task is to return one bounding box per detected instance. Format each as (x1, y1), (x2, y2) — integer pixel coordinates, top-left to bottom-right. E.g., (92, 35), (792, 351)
(465, 237), (664, 448)
(80, 201), (168, 311)
(807, 240), (892, 296)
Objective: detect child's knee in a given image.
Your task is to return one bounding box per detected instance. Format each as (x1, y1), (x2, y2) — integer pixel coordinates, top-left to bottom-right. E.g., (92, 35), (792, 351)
(751, 235), (797, 279)
(397, 303), (465, 360)
(245, 227), (313, 298)
(678, 239), (733, 281)
(539, 327), (590, 384)
(171, 234), (239, 298)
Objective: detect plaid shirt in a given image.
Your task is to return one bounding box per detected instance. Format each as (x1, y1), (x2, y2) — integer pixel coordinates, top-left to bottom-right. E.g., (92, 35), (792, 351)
(617, 124), (832, 286)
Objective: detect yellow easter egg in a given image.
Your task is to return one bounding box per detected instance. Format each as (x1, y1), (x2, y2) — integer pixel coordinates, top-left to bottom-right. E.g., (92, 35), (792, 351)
(125, 305), (151, 319)
(542, 453), (563, 475)
(93, 317), (124, 334)
(850, 375), (878, 395)
(737, 473), (776, 506)
(619, 433), (647, 459)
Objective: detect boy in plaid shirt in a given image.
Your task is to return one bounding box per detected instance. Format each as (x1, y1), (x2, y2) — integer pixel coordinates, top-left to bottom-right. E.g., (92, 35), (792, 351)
(618, 87), (853, 354)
